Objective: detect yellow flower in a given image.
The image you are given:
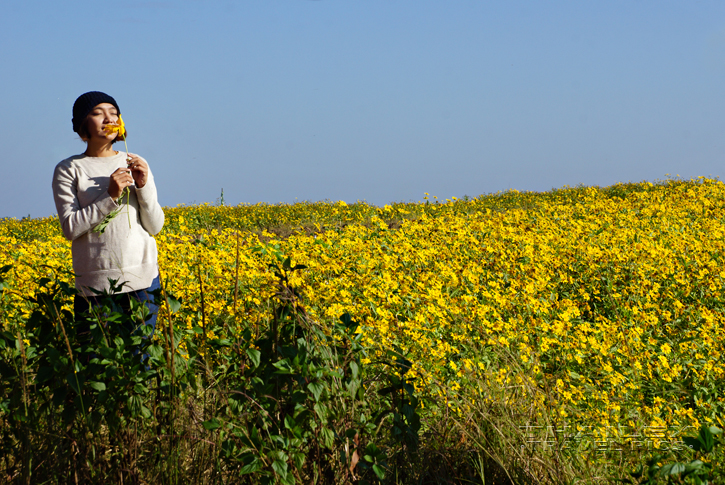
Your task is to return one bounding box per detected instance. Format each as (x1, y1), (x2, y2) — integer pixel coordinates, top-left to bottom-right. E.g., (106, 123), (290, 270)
(103, 114), (127, 140)
(660, 343), (672, 355)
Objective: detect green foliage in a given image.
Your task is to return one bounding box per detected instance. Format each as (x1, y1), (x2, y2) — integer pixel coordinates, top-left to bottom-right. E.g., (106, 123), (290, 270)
(0, 256), (428, 483)
(0, 271), (187, 481)
(622, 425), (723, 484)
(194, 250), (423, 483)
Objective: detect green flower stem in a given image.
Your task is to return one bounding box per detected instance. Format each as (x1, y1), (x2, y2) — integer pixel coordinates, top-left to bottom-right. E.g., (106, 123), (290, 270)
(123, 136), (131, 229)
(91, 133), (133, 234)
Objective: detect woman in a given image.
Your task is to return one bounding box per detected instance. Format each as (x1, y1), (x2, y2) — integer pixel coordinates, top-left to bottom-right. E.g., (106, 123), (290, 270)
(52, 91), (164, 339)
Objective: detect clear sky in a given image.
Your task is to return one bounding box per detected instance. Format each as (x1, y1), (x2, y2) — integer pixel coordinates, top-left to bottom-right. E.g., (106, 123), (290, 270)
(2, 1), (725, 218)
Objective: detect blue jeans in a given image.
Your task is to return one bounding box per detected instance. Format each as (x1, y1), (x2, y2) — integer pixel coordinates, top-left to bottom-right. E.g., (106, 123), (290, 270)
(74, 275), (161, 347)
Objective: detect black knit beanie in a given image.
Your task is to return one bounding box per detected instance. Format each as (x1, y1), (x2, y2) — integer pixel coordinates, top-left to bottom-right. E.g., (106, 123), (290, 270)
(72, 91), (120, 134)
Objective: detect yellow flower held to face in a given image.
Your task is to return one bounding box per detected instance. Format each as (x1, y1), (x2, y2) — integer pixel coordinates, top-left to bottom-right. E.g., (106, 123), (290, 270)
(103, 114), (126, 140)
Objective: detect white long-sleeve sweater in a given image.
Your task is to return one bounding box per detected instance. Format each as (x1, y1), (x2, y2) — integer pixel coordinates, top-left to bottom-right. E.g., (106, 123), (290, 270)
(52, 152), (164, 296)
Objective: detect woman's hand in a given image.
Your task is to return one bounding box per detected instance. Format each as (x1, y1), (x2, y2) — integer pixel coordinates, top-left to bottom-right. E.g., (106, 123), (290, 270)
(108, 167), (135, 200)
(126, 154), (149, 189)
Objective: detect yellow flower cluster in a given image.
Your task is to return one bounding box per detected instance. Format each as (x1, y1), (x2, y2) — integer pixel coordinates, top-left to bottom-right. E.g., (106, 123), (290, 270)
(2, 178), (724, 439)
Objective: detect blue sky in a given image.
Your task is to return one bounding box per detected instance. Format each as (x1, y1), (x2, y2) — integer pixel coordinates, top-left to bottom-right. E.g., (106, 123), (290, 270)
(2, 1), (725, 218)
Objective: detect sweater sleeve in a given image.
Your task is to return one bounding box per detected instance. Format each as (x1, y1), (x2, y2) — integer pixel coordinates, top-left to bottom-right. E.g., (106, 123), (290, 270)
(135, 166), (165, 236)
(52, 162), (119, 241)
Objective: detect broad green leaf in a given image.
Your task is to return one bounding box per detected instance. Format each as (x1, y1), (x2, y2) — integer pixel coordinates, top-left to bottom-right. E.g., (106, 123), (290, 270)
(87, 381), (106, 391)
(284, 415), (296, 431)
(293, 452), (305, 470)
(346, 379), (360, 399)
(167, 297), (182, 313)
(372, 464), (385, 480)
(314, 402), (329, 422)
(660, 462), (686, 475)
(321, 426), (335, 448)
(307, 381), (324, 401)
(246, 348), (261, 368)
(239, 456), (263, 474)
(699, 426), (715, 452)
(147, 344), (164, 359)
(684, 460), (705, 473)
(140, 405), (152, 419)
(210, 338), (232, 347)
(272, 459), (288, 478)
(273, 360), (293, 374)
(128, 395), (143, 417)
(203, 418), (221, 431)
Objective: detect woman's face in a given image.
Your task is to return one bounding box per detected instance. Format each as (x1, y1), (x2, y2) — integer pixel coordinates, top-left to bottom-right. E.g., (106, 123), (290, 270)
(84, 103), (119, 141)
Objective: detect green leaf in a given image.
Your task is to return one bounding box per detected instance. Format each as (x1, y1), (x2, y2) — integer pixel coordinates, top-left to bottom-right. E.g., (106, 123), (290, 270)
(87, 381), (106, 391)
(307, 381), (324, 401)
(246, 348), (261, 368)
(321, 426), (335, 448)
(210, 338), (232, 347)
(167, 296), (182, 313)
(239, 456), (263, 474)
(349, 360), (360, 379)
(92, 205), (124, 234)
(372, 464), (385, 480)
(273, 360), (293, 374)
(203, 418), (221, 431)
(249, 425), (263, 446)
(339, 312), (358, 333)
(699, 426), (715, 452)
(272, 459), (288, 478)
(140, 404), (152, 419)
(284, 415), (296, 431)
(147, 344), (164, 360)
(314, 402), (329, 422)
(292, 452), (305, 470)
(660, 463), (686, 476)
(66, 372), (81, 394)
(128, 395), (143, 417)
(346, 379), (360, 399)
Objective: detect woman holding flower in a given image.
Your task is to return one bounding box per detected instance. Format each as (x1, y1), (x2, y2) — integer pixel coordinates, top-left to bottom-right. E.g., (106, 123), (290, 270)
(52, 91), (164, 336)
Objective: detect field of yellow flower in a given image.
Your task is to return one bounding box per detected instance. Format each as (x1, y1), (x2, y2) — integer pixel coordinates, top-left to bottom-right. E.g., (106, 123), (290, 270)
(2, 178), (724, 449)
